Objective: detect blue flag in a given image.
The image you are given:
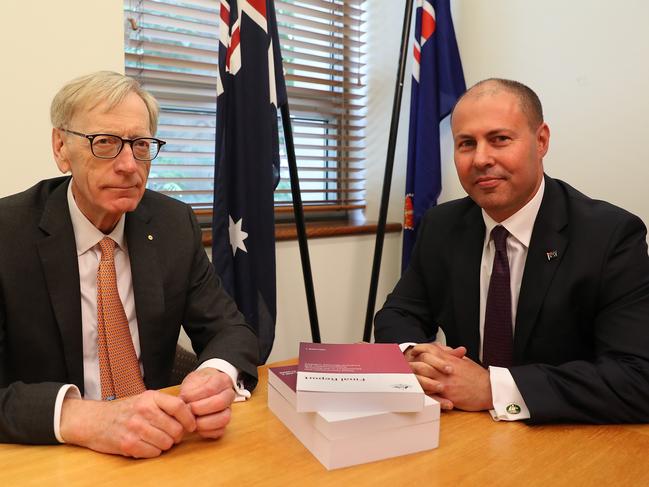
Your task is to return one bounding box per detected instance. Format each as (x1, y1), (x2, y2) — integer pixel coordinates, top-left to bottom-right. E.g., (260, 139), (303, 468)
(212, 0), (287, 363)
(402, 0), (465, 271)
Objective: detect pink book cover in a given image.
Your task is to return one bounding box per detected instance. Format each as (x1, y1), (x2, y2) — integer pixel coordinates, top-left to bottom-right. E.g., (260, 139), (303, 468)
(270, 365), (298, 392)
(298, 342), (412, 374)
(295, 343), (423, 401)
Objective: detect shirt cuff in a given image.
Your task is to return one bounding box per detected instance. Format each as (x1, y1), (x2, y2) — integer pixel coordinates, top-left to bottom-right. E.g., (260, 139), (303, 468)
(399, 342), (418, 353)
(198, 358), (251, 402)
(54, 384), (82, 443)
(488, 366), (531, 421)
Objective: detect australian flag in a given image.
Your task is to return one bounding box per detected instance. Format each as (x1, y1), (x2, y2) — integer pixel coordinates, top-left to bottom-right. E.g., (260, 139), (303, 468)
(402, 0), (465, 270)
(212, 0), (287, 363)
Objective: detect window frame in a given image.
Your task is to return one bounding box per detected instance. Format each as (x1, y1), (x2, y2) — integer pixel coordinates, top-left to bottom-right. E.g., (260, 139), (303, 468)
(124, 0), (366, 222)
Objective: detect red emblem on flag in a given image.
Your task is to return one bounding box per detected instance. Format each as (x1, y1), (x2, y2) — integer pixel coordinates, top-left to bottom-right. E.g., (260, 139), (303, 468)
(404, 194), (415, 230)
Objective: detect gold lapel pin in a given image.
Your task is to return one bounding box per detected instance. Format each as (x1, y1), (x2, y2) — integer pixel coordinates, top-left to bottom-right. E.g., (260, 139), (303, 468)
(147, 234), (154, 241)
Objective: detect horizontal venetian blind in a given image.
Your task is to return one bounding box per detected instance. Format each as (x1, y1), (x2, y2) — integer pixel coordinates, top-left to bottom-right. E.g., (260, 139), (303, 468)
(124, 0), (366, 215)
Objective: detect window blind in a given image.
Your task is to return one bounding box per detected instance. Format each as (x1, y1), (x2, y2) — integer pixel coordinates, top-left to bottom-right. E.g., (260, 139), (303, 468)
(124, 0), (366, 216)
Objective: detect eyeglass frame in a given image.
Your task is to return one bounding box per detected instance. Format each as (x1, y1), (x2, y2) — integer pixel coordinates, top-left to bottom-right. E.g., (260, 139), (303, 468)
(58, 128), (166, 161)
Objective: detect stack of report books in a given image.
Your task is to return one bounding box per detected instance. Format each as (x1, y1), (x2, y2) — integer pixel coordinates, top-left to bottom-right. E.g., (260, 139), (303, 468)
(267, 342), (440, 470)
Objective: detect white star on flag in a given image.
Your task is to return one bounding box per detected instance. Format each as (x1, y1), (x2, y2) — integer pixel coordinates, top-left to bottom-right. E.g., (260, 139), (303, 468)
(228, 215), (249, 256)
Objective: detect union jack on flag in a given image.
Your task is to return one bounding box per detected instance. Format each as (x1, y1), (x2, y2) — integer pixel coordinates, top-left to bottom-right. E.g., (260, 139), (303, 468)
(402, 0), (465, 271)
(212, 0), (287, 363)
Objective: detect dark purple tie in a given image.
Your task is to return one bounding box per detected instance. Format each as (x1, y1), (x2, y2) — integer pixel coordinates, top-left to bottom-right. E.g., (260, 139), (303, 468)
(483, 225), (514, 368)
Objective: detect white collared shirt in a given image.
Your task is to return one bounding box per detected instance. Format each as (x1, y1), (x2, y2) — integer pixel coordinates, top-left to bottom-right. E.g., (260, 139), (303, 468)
(66, 180), (141, 400)
(481, 178), (545, 421)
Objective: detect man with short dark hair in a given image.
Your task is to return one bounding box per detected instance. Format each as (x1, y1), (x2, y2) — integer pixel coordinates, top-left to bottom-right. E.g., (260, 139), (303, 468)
(375, 78), (649, 423)
(0, 71), (259, 457)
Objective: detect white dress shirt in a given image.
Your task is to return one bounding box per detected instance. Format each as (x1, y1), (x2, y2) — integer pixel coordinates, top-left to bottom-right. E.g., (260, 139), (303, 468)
(481, 178), (545, 421)
(53, 179), (248, 442)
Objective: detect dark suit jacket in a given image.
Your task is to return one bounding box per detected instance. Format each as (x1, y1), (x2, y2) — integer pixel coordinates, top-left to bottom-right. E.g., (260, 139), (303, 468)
(0, 177), (259, 444)
(375, 176), (649, 424)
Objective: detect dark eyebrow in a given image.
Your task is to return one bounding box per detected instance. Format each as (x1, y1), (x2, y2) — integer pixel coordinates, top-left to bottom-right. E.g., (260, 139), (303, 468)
(486, 128), (515, 136)
(453, 133), (474, 140)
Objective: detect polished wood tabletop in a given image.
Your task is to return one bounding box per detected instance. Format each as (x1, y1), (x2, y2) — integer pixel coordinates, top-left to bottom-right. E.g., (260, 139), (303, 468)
(2, 360), (648, 486)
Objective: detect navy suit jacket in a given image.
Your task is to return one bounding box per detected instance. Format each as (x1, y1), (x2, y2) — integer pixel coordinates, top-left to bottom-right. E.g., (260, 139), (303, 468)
(375, 176), (649, 423)
(0, 177), (259, 443)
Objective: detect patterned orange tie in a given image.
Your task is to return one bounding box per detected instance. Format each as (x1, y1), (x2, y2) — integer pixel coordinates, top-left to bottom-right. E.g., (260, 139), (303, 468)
(97, 237), (146, 400)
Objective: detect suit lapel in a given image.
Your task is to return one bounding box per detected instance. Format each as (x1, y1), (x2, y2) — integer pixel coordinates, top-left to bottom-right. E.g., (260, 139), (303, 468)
(514, 177), (568, 361)
(125, 197), (165, 386)
(452, 204), (485, 361)
(36, 179), (85, 389)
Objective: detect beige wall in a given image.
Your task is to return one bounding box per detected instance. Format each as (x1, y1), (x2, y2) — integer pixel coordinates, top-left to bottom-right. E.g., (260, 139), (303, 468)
(2, 1), (649, 363)
(0, 1), (125, 195)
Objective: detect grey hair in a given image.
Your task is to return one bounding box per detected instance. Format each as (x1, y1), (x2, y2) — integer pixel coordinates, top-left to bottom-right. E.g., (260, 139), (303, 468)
(50, 71), (159, 135)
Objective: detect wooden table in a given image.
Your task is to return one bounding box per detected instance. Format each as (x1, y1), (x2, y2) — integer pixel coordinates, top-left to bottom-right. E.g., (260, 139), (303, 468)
(2, 361), (648, 486)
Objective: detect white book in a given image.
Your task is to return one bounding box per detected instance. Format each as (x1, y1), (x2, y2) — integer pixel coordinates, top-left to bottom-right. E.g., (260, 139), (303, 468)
(268, 365), (440, 470)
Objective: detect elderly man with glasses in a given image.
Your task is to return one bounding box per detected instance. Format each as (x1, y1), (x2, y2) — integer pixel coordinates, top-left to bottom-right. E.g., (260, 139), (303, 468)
(0, 71), (258, 458)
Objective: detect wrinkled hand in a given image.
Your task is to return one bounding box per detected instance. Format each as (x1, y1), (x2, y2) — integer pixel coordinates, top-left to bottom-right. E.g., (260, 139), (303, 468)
(406, 343), (493, 411)
(179, 368), (236, 439)
(60, 390), (196, 458)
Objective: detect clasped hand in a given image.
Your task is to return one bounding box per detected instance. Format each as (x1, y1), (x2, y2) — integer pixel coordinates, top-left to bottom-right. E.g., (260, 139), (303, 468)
(405, 343), (493, 412)
(60, 368), (235, 458)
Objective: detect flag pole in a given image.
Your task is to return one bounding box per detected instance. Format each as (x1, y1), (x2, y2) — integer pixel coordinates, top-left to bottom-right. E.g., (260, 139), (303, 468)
(280, 102), (321, 343)
(363, 0), (415, 342)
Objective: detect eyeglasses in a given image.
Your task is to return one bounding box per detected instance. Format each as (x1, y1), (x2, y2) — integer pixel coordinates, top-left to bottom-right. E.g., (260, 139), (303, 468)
(59, 128), (166, 161)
